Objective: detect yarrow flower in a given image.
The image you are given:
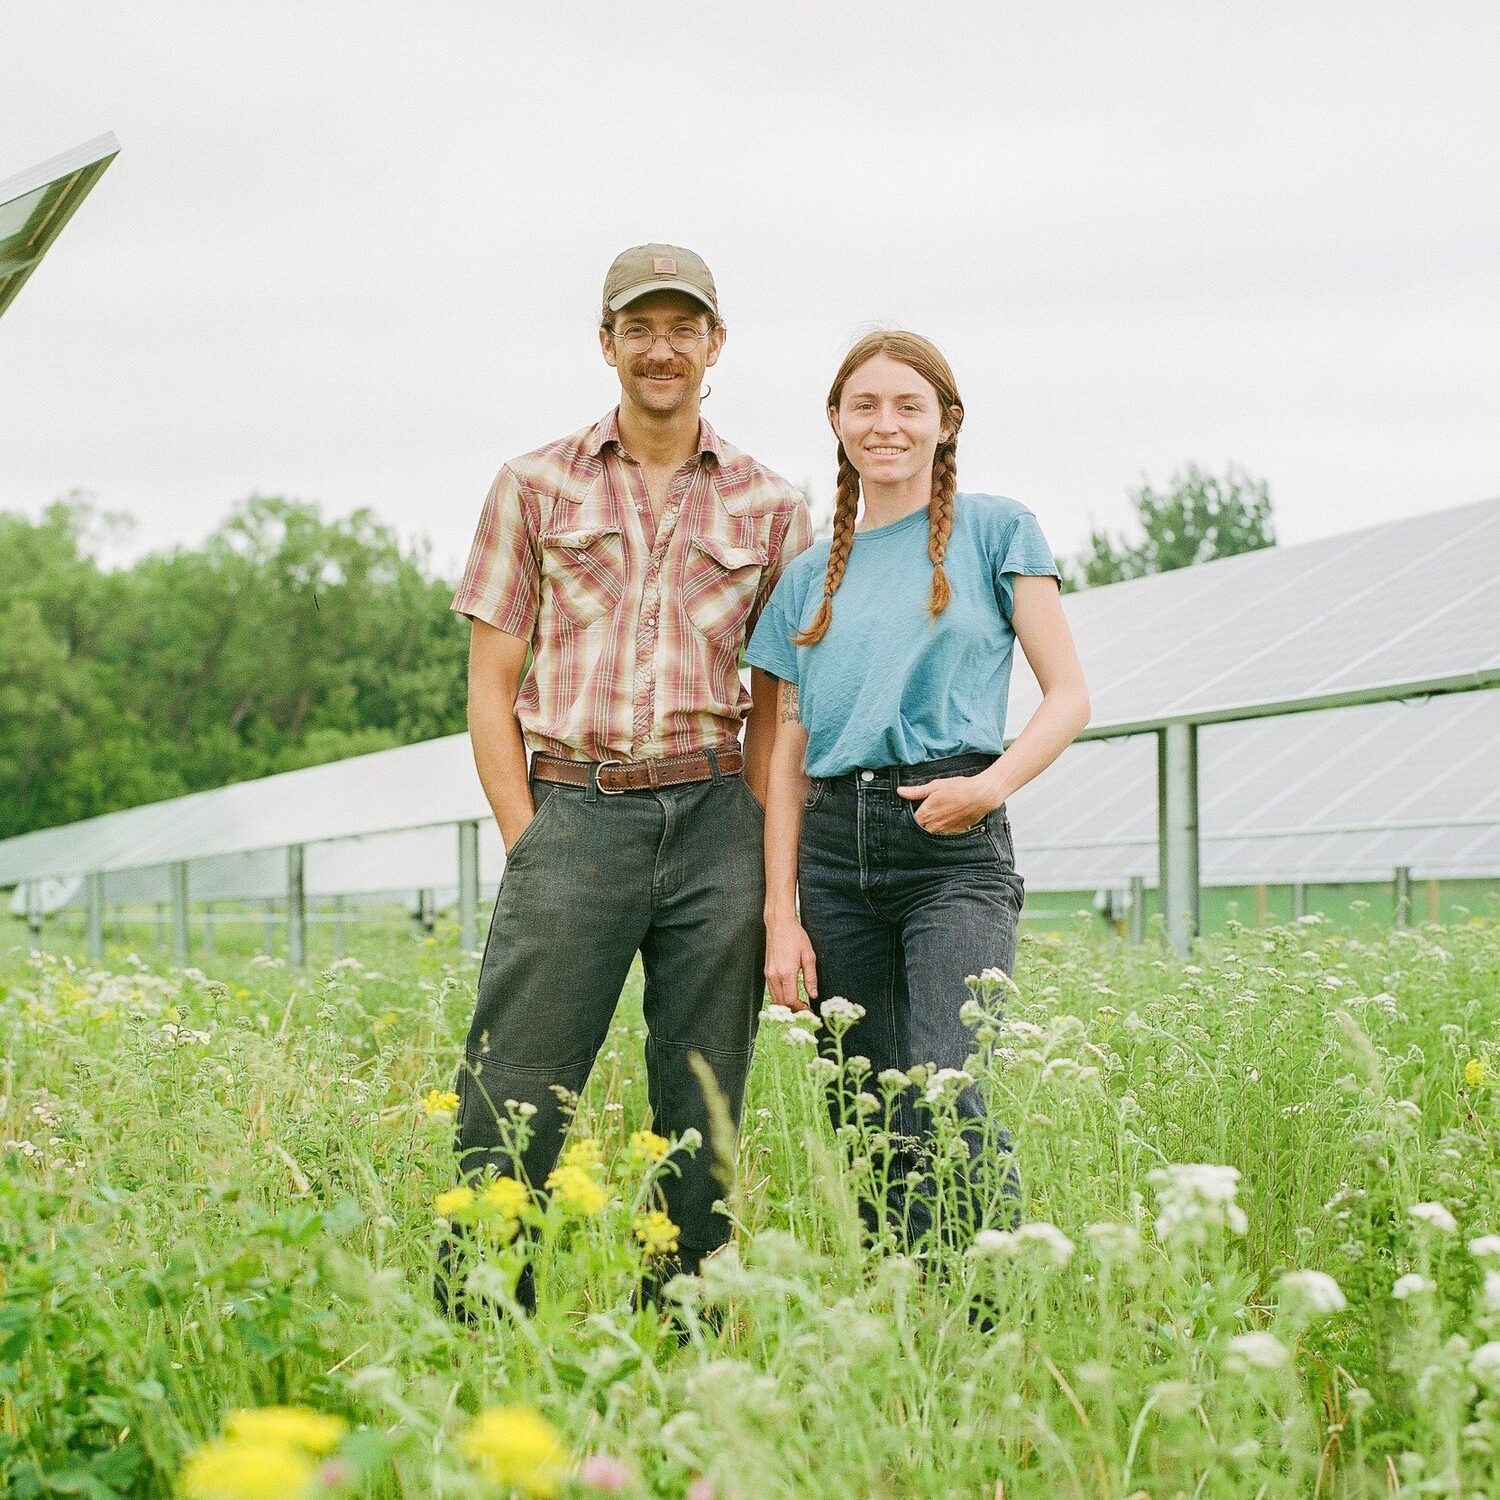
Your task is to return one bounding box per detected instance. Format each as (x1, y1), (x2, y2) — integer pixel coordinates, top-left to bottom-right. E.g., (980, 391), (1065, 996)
(818, 996), (866, 1029)
(1083, 1221), (1143, 1264)
(1408, 1201), (1458, 1235)
(1468, 1235), (1500, 1262)
(421, 1089), (460, 1118)
(1470, 1341), (1500, 1391)
(632, 1210), (681, 1259)
(1224, 1331), (1290, 1373)
(627, 1129), (670, 1165)
(459, 1405), (568, 1498)
(1393, 1273), (1436, 1300)
(968, 1221), (1075, 1269)
(1148, 1164), (1248, 1247)
(1277, 1269), (1347, 1317)
(545, 1163), (607, 1217)
(922, 1067), (975, 1105)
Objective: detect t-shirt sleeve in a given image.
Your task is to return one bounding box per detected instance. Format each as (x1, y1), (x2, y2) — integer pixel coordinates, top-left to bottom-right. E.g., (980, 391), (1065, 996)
(450, 465), (541, 638)
(747, 494), (813, 637)
(992, 509), (1062, 622)
(745, 564), (803, 684)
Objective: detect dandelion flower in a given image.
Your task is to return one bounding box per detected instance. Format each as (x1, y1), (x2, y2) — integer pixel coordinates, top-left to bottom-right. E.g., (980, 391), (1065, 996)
(421, 1089), (460, 1118)
(1464, 1057), (1488, 1088)
(627, 1129), (670, 1165)
(1393, 1273), (1435, 1300)
(178, 1438), (315, 1500)
(1224, 1331), (1290, 1373)
(632, 1210), (681, 1259)
(434, 1185), (475, 1218)
(1278, 1270), (1347, 1317)
(545, 1163), (607, 1217)
(459, 1405), (567, 1498)
(224, 1406), (348, 1454)
(1408, 1202), (1458, 1235)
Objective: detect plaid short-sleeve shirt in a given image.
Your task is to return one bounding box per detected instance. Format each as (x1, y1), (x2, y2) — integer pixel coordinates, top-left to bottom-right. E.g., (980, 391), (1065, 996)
(451, 411), (812, 762)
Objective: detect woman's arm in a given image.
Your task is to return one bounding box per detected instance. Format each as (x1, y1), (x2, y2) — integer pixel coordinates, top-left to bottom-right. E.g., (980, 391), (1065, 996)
(900, 575), (1090, 832)
(763, 678), (817, 1012)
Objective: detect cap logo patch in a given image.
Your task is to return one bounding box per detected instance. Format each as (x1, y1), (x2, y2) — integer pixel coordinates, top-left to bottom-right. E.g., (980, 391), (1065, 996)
(653, 256), (677, 274)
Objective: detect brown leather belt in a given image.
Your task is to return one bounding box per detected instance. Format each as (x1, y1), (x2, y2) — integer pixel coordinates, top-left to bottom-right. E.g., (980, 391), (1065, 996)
(532, 747), (744, 795)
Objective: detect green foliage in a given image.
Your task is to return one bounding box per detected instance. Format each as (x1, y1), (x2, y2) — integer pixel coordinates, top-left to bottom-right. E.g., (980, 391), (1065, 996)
(1065, 463), (1276, 591)
(0, 496), (468, 839)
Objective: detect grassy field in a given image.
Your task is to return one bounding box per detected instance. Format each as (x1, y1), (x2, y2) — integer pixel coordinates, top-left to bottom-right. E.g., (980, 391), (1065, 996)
(3, 913), (1499, 1498)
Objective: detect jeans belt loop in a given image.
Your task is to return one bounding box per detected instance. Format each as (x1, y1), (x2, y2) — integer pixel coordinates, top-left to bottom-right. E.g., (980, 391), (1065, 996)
(705, 747), (723, 785)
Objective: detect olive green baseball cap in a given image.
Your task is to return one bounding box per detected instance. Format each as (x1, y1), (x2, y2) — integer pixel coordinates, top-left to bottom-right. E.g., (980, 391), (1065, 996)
(602, 243), (719, 319)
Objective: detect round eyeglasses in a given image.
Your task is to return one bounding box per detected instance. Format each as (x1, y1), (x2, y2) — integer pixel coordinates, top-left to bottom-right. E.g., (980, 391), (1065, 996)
(611, 324), (712, 356)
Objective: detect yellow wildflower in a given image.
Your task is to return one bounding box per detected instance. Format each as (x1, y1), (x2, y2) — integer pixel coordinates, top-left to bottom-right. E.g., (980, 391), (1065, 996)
(422, 1088), (461, 1118)
(544, 1163), (608, 1217)
(632, 1210), (681, 1259)
(627, 1129), (670, 1165)
(178, 1437), (315, 1500)
(560, 1137), (604, 1172)
(434, 1185), (476, 1218)
(1466, 1057), (1488, 1089)
(480, 1176), (529, 1219)
(459, 1405), (567, 1498)
(224, 1405), (347, 1454)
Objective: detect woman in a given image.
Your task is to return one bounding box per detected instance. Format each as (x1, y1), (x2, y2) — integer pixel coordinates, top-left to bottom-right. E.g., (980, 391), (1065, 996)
(746, 330), (1090, 1249)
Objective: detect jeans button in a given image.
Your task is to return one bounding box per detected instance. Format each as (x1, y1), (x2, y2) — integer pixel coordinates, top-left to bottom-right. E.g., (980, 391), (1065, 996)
(860, 770), (874, 782)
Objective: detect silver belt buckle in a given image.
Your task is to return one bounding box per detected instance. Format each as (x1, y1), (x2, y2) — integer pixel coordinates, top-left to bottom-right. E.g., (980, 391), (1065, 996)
(594, 758), (627, 795)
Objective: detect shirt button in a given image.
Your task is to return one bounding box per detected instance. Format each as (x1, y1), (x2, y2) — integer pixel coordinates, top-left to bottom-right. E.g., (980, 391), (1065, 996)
(860, 770), (874, 783)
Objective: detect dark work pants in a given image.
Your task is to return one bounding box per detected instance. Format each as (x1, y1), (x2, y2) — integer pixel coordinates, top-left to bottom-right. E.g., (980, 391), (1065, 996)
(797, 753), (1024, 1248)
(453, 764), (766, 1270)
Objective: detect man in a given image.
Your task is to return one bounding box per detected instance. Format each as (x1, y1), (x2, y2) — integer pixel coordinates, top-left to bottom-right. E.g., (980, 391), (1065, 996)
(440, 244), (811, 1315)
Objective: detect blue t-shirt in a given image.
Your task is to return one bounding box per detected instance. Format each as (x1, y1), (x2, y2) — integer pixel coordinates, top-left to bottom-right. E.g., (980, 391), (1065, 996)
(746, 493), (1059, 778)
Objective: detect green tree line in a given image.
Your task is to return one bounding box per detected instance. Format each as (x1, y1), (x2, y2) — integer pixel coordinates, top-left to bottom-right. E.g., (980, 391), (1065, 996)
(0, 496), (469, 841)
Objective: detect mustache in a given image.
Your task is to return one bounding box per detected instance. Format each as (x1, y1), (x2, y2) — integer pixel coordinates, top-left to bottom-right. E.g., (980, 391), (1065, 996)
(631, 360), (688, 378)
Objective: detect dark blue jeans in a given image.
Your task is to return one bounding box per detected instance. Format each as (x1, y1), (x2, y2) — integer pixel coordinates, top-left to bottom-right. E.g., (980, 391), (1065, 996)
(798, 753), (1023, 1248)
(453, 763), (766, 1272)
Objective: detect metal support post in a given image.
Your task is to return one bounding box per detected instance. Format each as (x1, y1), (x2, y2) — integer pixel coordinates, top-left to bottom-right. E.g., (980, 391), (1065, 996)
(171, 862), (189, 961)
(154, 902), (166, 948)
(203, 901), (215, 955)
(86, 872), (104, 964)
(1426, 879), (1440, 924)
(1128, 874), (1146, 946)
(1157, 723), (1200, 955)
(1393, 866), (1411, 929)
(458, 820), (480, 953)
(1292, 882), (1307, 919)
(288, 845), (307, 967)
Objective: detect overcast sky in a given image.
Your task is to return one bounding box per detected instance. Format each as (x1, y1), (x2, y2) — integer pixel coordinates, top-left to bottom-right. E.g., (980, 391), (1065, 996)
(3, 1), (1497, 579)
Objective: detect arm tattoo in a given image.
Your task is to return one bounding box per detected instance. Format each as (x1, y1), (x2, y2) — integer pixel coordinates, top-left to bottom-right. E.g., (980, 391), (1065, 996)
(779, 682), (801, 724)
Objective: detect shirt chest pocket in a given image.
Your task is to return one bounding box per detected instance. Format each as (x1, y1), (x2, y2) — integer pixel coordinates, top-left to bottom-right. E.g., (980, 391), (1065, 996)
(540, 526), (627, 629)
(681, 531), (768, 644)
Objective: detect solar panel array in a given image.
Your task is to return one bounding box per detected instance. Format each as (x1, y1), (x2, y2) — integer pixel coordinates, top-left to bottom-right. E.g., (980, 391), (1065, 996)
(2, 497), (1497, 903)
(0, 135), (119, 322)
(1009, 496), (1500, 734)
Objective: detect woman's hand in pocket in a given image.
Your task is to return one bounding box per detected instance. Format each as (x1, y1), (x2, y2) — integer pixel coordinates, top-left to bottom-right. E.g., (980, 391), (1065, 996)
(897, 774), (995, 834)
(764, 915), (817, 1014)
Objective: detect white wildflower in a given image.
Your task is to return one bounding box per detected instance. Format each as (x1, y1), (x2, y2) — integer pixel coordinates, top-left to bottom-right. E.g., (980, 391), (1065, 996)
(1470, 1342), (1500, 1391)
(1084, 1222), (1143, 1263)
(968, 1228), (1016, 1260)
(968, 1222), (1074, 1269)
(1467, 1235), (1500, 1262)
(1480, 1270), (1500, 1316)
(1393, 1273), (1435, 1300)
(1278, 1269), (1347, 1317)
(1014, 1221), (1075, 1267)
(760, 1004), (798, 1024)
(877, 1068), (910, 1090)
(1224, 1331), (1290, 1373)
(1409, 1202), (1458, 1235)
(1148, 1163), (1248, 1247)
(819, 996), (865, 1025)
(781, 1028), (817, 1048)
(923, 1067), (974, 1104)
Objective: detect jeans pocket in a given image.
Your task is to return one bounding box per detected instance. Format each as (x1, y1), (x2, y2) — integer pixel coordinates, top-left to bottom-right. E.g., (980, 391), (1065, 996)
(901, 799), (988, 841)
(504, 783), (558, 864)
(803, 778), (827, 813)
